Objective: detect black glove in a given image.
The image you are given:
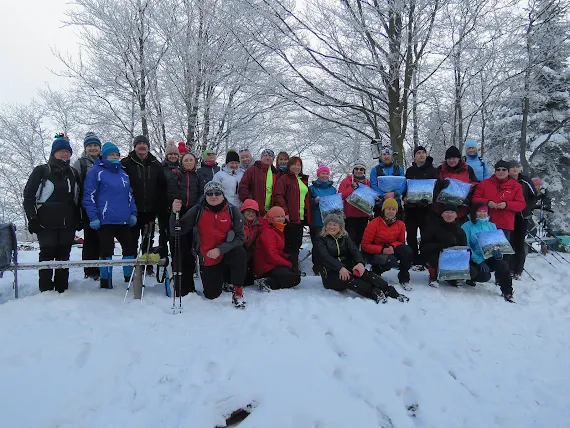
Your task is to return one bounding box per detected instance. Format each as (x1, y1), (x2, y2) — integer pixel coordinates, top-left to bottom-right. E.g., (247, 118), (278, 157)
(492, 249), (503, 260)
(479, 262), (490, 273)
(28, 217), (41, 234)
(420, 198), (430, 206)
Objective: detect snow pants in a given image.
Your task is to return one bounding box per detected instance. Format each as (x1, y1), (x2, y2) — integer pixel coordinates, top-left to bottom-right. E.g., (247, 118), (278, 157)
(201, 246), (246, 299)
(172, 230), (196, 296)
(470, 258), (513, 296)
(82, 220), (100, 278)
(284, 222), (304, 271)
(321, 266), (400, 300)
(404, 206), (432, 265)
(345, 217), (369, 248)
(263, 266), (301, 290)
(368, 244), (413, 283)
(309, 226), (323, 273)
(510, 216), (528, 275)
(37, 228), (75, 293)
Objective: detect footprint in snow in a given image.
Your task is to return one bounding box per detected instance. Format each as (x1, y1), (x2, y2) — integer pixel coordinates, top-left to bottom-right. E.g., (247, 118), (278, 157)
(325, 330), (347, 358)
(402, 387), (420, 418)
(74, 342), (92, 369)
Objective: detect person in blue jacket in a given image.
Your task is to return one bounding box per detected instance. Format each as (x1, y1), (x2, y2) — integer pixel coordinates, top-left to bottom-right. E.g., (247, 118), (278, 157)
(370, 147), (406, 217)
(464, 139), (490, 182)
(83, 142), (138, 289)
(461, 203), (513, 302)
(308, 164), (337, 274)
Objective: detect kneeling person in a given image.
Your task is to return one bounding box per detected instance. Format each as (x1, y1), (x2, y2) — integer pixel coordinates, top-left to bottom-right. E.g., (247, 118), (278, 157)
(315, 214), (408, 303)
(254, 206), (301, 290)
(171, 181), (246, 308)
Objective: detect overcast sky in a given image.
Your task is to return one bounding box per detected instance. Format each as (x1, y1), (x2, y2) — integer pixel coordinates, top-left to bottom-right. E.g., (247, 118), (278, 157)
(1, 0), (76, 104)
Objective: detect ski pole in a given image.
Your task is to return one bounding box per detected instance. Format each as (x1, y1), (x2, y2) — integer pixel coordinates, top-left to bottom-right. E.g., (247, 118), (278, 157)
(528, 231), (570, 266)
(141, 222), (155, 304)
(523, 268), (536, 281)
(122, 223), (148, 307)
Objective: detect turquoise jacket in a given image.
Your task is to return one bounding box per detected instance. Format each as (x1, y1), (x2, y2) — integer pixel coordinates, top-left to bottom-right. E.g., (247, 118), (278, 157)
(461, 216), (497, 264)
(309, 179), (337, 227)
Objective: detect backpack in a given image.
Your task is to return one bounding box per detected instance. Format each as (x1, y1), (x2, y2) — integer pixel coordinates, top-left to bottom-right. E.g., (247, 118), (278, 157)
(0, 223), (17, 272)
(374, 162), (401, 177)
(36, 164), (81, 209)
(78, 157), (89, 182)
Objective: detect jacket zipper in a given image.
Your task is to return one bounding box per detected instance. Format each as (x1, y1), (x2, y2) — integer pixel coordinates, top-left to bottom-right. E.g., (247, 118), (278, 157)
(186, 173), (190, 208)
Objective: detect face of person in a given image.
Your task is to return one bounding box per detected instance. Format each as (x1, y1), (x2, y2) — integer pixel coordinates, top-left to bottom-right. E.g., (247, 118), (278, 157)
(446, 157), (460, 167)
(182, 155), (196, 171)
(106, 152), (120, 160)
(243, 209), (257, 222)
(135, 142), (149, 159)
(261, 155), (274, 166)
(466, 147), (478, 156)
(381, 153), (393, 164)
(325, 221), (341, 236)
(353, 167), (365, 178)
(240, 152), (252, 166)
(167, 153), (179, 163)
(508, 165), (520, 177)
(277, 155), (289, 167)
(476, 209), (488, 219)
(495, 167), (509, 180)
(227, 161), (239, 171)
(205, 189), (224, 206)
(442, 210), (458, 223)
(289, 161), (302, 175)
(205, 152), (216, 162)
(86, 143), (101, 157)
(54, 150), (71, 161)
(415, 150), (426, 164)
(318, 171), (330, 182)
(271, 215), (286, 224)
(384, 207), (397, 219)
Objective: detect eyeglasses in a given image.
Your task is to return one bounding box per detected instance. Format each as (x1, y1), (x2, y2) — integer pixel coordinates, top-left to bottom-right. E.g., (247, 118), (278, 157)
(495, 168), (508, 172)
(205, 191), (223, 197)
(354, 167), (365, 171)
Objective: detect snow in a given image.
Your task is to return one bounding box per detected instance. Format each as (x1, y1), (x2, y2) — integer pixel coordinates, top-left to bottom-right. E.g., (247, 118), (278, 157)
(1, 246), (569, 427)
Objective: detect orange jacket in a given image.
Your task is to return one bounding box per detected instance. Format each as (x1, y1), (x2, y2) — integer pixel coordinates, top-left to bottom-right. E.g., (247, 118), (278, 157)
(361, 217), (406, 254)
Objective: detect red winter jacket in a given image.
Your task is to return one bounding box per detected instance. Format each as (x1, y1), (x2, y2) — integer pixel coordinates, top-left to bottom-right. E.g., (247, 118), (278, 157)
(273, 172), (311, 224)
(238, 161), (279, 216)
(254, 222), (292, 276)
(197, 204), (233, 266)
(472, 175), (526, 230)
(244, 217), (263, 251)
(361, 217), (406, 254)
(338, 175), (373, 218)
(435, 161), (478, 219)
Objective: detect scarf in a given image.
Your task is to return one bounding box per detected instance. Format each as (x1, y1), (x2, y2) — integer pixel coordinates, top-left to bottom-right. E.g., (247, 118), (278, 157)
(272, 221), (286, 232)
(204, 199), (226, 213)
(384, 216), (397, 226)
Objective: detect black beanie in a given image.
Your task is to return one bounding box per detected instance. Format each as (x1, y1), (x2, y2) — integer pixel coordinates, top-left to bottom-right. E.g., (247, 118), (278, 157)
(414, 146), (427, 156)
(445, 146), (461, 159)
(442, 203), (458, 213)
(494, 160), (509, 170)
(133, 135), (150, 148)
(226, 150), (240, 164)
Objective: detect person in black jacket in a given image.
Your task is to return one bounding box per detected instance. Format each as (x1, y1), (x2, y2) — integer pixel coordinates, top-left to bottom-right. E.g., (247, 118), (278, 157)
(404, 146), (439, 267)
(196, 148), (220, 189)
(508, 160), (537, 279)
(121, 135), (168, 260)
(420, 203), (467, 287)
(23, 133), (82, 293)
(314, 214), (408, 303)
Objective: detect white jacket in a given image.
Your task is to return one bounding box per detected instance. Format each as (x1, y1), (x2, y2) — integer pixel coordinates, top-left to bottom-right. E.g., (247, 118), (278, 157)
(213, 166), (244, 209)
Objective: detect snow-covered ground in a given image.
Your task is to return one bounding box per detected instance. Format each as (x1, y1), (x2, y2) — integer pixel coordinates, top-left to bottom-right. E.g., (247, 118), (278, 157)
(1, 245), (569, 428)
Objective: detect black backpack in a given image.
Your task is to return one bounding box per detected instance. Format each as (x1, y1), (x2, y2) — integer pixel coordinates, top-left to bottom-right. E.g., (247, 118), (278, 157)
(0, 223), (17, 272)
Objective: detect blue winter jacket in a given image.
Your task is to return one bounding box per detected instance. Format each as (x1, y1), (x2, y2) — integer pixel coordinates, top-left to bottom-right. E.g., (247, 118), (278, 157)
(461, 216), (497, 265)
(309, 180), (337, 227)
(370, 162), (406, 206)
(465, 154), (490, 182)
(83, 158), (137, 225)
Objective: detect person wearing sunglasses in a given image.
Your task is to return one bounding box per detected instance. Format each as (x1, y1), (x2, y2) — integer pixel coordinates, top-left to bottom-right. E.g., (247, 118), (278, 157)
(338, 161), (372, 247)
(196, 149), (220, 190)
(171, 181), (247, 308)
(472, 160), (526, 257)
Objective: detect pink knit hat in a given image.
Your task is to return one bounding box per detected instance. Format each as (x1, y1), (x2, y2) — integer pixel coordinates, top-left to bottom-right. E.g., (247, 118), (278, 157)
(316, 163), (330, 177)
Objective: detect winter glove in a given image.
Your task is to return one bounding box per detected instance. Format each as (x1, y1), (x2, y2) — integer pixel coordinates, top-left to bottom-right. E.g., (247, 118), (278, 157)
(129, 215), (137, 227)
(492, 249), (503, 260)
(90, 219), (101, 230)
(479, 262), (490, 273)
(28, 217), (41, 234)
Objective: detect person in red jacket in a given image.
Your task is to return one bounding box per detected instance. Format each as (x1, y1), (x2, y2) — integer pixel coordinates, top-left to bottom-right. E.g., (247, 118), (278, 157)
(361, 198), (413, 290)
(241, 199), (262, 286)
(238, 149), (279, 216)
(273, 156), (310, 271)
(171, 181), (246, 308)
(338, 161), (372, 248)
(435, 146), (478, 223)
(254, 206), (301, 291)
(472, 159), (526, 239)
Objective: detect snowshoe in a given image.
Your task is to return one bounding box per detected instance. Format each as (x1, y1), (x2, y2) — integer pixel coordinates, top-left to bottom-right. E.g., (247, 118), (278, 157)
(502, 293), (515, 303)
(428, 279), (439, 288)
(232, 286), (246, 309)
(399, 282), (412, 291)
(372, 289), (388, 304)
(254, 278), (272, 293)
(397, 294), (409, 302)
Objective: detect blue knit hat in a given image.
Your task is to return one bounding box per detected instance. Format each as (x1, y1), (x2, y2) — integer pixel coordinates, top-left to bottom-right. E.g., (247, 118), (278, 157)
(101, 142), (120, 159)
(464, 139), (478, 152)
(51, 133), (72, 156)
(83, 131), (102, 148)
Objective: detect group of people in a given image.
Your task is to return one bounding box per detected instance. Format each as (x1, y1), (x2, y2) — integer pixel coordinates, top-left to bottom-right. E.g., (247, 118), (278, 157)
(23, 133), (541, 307)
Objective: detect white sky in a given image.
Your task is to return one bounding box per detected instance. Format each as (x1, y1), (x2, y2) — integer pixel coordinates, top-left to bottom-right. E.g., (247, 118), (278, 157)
(0, 0), (76, 103)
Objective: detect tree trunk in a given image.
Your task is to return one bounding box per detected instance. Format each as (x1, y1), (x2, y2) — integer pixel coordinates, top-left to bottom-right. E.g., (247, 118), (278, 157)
(412, 69), (419, 149)
(137, 0), (148, 138)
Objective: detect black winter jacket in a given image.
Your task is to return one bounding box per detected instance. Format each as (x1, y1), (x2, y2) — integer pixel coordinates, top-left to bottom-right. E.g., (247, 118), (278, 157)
(167, 169), (203, 214)
(196, 162), (220, 189)
(23, 156), (81, 230)
(516, 173), (537, 218)
(121, 151), (167, 214)
(420, 216), (467, 256)
(405, 157), (439, 210)
(314, 232), (365, 272)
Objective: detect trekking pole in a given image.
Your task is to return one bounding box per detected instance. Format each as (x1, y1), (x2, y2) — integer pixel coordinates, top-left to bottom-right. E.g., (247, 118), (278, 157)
(523, 268), (536, 281)
(122, 223), (148, 307)
(524, 240), (557, 268)
(172, 212), (182, 314)
(140, 222), (155, 304)
(528, 231), (570, 266)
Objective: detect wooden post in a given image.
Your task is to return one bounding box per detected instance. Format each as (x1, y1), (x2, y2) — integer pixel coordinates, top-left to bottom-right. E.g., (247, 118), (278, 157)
(133, 265), (142, 300)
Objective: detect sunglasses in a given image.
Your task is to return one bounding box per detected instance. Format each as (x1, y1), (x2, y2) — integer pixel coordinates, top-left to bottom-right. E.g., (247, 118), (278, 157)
(495, 168), (508, 172)
(206, 191), (223, 197)
(353, 167), (365, 171)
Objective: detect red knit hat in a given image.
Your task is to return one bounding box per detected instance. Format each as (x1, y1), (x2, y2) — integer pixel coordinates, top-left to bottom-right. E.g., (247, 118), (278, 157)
(178, 142), (189, 154)
(266, 206), (286, 218)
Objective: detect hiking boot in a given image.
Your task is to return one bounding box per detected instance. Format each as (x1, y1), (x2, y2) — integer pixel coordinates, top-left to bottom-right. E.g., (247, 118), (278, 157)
(222, 282), (234, 292)
(232, 286), (246, 308)
(466, 279), (476, 287)
(145, 265), (154, 275)
(512, 273), (522, 281)
(446, 280), (459, 287)
(428, 279), (439, 288)
(100, 279), (113, 289)
(399, 281), (412, 291)
(372, 288), (388, 304)
(502, 293), (515, 303)
(254, 278), (272, 292)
